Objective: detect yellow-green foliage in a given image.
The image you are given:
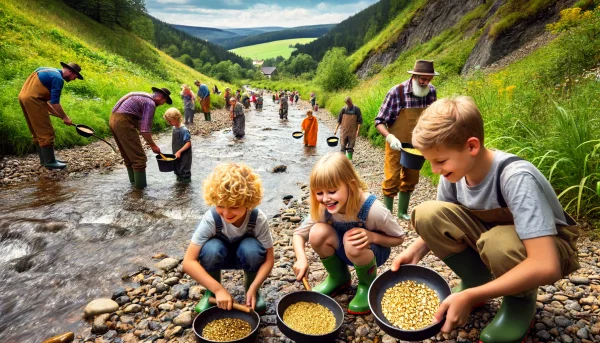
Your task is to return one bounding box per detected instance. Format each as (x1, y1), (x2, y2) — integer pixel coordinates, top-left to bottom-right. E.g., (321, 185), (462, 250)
(488, 0), (559, 38)
(0, 0), (229, 155)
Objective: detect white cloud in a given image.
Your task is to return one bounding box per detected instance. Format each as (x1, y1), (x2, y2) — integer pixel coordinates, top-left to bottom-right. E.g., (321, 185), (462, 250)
(155, 0), (190, 4)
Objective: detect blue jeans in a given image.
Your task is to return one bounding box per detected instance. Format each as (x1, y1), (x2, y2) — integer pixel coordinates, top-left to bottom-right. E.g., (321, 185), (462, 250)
(199, 237), (266, 272)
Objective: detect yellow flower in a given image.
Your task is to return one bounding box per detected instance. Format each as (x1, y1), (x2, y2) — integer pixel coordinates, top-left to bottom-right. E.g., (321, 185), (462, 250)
(505, 85), (516, 93)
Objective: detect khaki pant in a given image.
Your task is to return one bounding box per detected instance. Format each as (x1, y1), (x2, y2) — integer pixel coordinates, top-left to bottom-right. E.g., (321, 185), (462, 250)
(109, 112), (147, 172)
(382, 142), (420, 196)
(18, 72), (55, 147)
(412, 201), (580, 278)
(201, 95), (211, 113)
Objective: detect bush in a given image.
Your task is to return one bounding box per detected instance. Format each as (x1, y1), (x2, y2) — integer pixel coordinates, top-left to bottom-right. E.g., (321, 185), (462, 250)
(314, 48), (357, 92)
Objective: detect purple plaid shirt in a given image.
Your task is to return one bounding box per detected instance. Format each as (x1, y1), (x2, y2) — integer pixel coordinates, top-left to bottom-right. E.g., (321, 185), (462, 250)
(112, 92), (157, 133)
(375, 78), (437, 127)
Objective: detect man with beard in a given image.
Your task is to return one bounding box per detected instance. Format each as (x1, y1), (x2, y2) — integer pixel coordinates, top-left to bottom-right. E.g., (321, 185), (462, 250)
(375, 60), (438, 220)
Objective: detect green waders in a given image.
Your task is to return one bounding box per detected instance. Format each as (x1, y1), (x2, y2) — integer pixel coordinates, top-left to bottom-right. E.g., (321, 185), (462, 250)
(127, 167), (135, 184)
(133, 171), (146, 189)
(397, 191), (411, 220)
(383, 196), (394, 212)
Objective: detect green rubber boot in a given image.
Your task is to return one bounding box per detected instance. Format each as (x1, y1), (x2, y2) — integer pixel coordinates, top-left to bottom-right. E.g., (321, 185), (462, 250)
(36, 143), (65, 164)
(397, 191), (411, 220)
(442, 247), (494, 293)
(244, 271), (266, 314)
(195, 270), (221, 313)
(349, 257), (377, 315)
(479, 290), (537, 343)
(133, 171), (147, 189)
(126, 167), (135, 184)
(346, 152), (353, 160)
(41, 146), (67, 170)
(383, 196), (394, 212)
(312, 254), (352, 296)
(207, 112), (212, 121)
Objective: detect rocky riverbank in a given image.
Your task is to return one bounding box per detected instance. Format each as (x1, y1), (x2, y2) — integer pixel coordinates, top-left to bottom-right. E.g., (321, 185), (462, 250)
(47, 102), (599, 343)
(0, 108), (231, 187)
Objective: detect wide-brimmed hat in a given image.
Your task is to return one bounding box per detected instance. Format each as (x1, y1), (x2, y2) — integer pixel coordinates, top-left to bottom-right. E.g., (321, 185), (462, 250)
(408, 60), (439, 76)
(60, 62), (83, 80)
(151, 87), (173, 104)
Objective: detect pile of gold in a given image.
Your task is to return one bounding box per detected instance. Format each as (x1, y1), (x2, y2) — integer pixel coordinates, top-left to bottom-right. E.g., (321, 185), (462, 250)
(79, 127), (93, 134)
(283, 301), (335, 335)
(202, 318), (251, 342)
(402, 148), (422, 156)
(158, 157), (175, 161)
(381, 280), (439, 330)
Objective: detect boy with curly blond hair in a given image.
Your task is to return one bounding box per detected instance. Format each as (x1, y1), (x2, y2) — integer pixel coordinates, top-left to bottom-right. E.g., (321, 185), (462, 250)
(391, 96), (579, 343)
(183, 163), (273, 314)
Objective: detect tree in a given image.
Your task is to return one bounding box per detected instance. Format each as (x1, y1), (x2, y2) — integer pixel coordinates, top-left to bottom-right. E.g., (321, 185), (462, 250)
(315, 48), (357, 92)
(178, 54), (194, 68)
(129, 16), (155, 42)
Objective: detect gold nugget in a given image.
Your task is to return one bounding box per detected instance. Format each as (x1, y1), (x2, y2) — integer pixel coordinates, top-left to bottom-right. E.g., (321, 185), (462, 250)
(283, 301), (335, 335)
(202, 318), (251, 342)
(381, 280), (439, 330)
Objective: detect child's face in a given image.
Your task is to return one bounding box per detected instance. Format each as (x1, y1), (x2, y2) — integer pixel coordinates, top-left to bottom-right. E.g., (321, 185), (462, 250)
(166, 118), (180, 127)
(314, 182), (349, 214)
(420, 140), (479, 183)
(216, 206), (248, 226)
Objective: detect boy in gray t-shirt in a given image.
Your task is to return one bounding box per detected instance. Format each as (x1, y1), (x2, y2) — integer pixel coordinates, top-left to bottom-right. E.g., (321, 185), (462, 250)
(390, 97), (579, 343)
(182, 163), (273, 315)
(163, 108), (192, 182)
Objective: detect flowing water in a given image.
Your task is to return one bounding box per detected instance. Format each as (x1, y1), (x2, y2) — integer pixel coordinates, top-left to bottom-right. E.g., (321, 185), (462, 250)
(0, 96), (336, 343)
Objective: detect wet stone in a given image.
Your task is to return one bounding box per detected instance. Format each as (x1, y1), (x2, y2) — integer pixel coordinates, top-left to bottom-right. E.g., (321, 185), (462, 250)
(155, 283), (169, 293)
(84, 299), (119, 318)
(569, 276), (590, 285)
(155, 258), (179, 271)
(115, 296), (130, 306)
(171, 284), (189, 299)
(112, 288), (127, 300)
(163, 277), (179, 286)
(92, 314), (110, 334)
(123, 304), (142, 313)
(555, 316), (573, 327)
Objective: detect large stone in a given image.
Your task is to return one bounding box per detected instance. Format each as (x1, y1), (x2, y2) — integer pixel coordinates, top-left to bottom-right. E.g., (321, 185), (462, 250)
(154, 258), (179, 271)
(536, 330), (551, 341)
(92, 313), (110, 334)
(189, 285), (205, 300)
(84, 298), (119, 318)
(569, 276), (590, 285)
(163, 277), (179, 286)
(555, 316), (573, 327)
(173, 311), (193, 328)
(577, 328), (589, 339)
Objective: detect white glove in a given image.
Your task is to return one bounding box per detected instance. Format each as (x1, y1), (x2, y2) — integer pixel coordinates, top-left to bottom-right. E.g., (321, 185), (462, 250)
(386, 134), (403, 151)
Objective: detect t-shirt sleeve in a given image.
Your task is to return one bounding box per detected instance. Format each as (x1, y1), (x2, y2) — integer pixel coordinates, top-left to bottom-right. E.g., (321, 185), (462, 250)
(254, 210), (273, 249)
(49, 76), (65, 104)
(356, 107), (363, 125)
(436, 178), (457, 203)
(191, 211), (217, 247)
(503, 172), (558, 239)
(368, 200), (405, 237)
(182, 129), (191, 143)
(294, 216), (315, 241)
(337, 108), (344, 124)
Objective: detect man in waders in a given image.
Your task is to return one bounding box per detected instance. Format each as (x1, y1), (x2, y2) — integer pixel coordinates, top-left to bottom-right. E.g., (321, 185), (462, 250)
(334, 96), (363, 160)
(109, 87), (172, 189)
(195, 80), (211, 121)
(18, 62), (83, 170)
(375, 60), (438, 220)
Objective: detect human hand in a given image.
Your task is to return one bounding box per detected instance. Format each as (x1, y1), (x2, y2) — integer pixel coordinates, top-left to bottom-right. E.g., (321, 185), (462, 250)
(385, 134), (402, 151)
(346, 228), (372, 250)
(434, 291), (477, 333)
(150, 144), (161, 154)
(245, 287), (257, 310)
(174, 151), (181, 159)
(293, 258), (309, 281)
(63, 116), (73, 126)
(390, 249), (422, 271)
(356, 130), (360, 138)
(333, 130), (337, 135)
(215, 289), (233, 310)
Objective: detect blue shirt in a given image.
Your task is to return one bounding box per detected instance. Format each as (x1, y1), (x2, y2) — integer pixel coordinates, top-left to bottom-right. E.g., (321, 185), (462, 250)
(35, 67), (65, 104)
(197, 84), (210, 98)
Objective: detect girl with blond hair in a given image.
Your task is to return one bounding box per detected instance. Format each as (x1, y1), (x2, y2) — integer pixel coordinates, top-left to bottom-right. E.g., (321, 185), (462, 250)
(292, 152), (405, 314)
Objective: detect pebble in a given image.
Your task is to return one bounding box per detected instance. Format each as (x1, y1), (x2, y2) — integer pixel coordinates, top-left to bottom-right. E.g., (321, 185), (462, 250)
(569, 276), (590, 285)
(536, 330), (551, 341)
(158, 303), (174, 311)
(164, 326), (183, 338)
(189, 285), (204, 299)
(561, 334), (574, 343)
(154, 258), (179, 271)
(163, 276), (179, 286)
(123, 304), (142, 313)
(112, 288), (127, 299)
(555, 316), (573, 327)
(155, 283), (169, 293)
(170, 284), (189, 299)
(173, 311), (192, 328)
(92, 314), (110, 334)
(84, 299), (119, 318)
(577, 328), (589, 339)
(114, 296), (130, 306)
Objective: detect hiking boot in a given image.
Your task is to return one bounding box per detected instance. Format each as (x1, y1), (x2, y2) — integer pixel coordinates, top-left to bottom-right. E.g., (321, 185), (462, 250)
(349, 258), (376, 315)
(313, 254), (351, 296)
(41, 146), (67, 170)
(479, 290), (537, 343)
(195, 270), (221, 313)
(397, 191), (411, 220)
(244, 271), (266, 314)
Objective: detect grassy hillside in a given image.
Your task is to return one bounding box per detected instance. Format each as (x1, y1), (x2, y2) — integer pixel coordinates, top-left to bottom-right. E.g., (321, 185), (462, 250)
(0, 0), (229, 156)
(230, 38), (317, 60)
(218, 25), (335, 50)
(252, 3), (600, 222)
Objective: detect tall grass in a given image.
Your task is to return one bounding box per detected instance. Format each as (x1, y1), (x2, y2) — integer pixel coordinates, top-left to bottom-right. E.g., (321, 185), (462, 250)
(0, 0), (229, 155)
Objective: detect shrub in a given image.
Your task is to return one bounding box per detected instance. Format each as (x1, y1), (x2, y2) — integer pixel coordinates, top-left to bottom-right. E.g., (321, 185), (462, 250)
(315, 48), (357, 92)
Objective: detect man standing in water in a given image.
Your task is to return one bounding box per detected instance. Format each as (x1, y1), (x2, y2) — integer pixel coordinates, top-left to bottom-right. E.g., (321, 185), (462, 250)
(18, 62), (83, 170)
(109, 87), (172, 189)
(375, 60), (438, 219)
(195, 80), (211, 121)
(334, 96), (363, 161)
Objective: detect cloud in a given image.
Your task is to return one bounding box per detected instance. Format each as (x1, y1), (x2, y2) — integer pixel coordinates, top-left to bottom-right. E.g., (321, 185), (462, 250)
(147, 1), (378, 28)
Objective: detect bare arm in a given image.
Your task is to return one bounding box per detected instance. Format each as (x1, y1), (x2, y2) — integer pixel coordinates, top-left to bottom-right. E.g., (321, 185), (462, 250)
(375, 123), (390, 137)
(333, 123), (340, 135)
(369, 231), (405, 248)
(292, 234), (309, 280)
(47, 103), (72, 125)
(140, 133), (160, 153)
(246, 247), (274, 308)
(356, 124), (362, 137)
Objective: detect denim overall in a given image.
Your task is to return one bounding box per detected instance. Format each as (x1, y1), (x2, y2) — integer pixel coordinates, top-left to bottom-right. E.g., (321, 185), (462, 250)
(325, 194), (391, 266)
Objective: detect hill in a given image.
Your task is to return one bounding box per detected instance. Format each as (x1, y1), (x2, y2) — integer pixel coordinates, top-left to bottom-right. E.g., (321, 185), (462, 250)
(171, 24), (242, 42)
(0, 0), (229, 155)
(217, 24), (336, 49)
(230, 38), (317, 60)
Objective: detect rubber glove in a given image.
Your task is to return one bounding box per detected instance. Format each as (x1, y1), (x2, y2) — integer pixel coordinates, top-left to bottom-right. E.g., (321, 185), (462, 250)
(386, 134), (403, 151)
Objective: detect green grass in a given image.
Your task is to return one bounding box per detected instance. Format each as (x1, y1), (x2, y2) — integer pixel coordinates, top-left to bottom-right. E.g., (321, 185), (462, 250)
(0, 0), (230, 155)
(230, 38), (317, 60)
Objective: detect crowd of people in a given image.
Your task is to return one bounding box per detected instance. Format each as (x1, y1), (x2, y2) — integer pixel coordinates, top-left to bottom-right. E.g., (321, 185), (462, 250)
(18, 59), (581, 343)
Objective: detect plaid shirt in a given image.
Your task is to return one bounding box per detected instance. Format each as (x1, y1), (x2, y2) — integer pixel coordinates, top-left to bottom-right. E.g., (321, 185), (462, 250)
(375, 78), (437, 127)
(112, 92), (157, 133)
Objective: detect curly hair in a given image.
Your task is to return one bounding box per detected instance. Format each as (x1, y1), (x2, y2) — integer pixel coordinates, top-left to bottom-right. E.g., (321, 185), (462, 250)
(203, 163), (263, 208)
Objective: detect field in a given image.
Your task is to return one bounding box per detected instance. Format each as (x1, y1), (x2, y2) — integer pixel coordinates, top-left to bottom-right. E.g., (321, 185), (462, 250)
(230, 38), (317, 59)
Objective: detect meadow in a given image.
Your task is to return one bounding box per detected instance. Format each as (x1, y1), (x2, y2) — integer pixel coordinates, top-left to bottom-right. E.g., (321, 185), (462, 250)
(0, 0), (229, 156)
(230, 38), (317, 60)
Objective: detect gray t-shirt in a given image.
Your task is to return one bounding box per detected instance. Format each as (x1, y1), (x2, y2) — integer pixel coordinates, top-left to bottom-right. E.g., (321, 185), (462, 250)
(191, 209), (273, 249)
(437, 150), (569, 240)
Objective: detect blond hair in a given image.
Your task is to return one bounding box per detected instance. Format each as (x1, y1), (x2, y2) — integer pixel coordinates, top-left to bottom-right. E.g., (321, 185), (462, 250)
(306, 110), (313, 116)
(203, 163), (263, 209)
(309, 152), (368, 221)
(163, 107), (183, 123)
(412, 96), (484, 150)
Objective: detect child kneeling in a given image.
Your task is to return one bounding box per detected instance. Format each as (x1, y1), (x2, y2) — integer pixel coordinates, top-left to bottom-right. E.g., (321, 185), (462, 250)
(391, 96), (579, 343)
(183, 163), (274, 314)
(293, 152), (405, 314)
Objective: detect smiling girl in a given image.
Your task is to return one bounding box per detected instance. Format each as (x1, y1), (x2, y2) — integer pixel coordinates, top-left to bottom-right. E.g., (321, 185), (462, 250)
(292, 152), (405, 314)
(182, 163), (274, 315)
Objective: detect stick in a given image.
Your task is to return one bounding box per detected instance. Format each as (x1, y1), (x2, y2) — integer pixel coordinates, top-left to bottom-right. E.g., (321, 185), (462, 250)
(302, 277), (312, 291)
(208, 297), (251, 313)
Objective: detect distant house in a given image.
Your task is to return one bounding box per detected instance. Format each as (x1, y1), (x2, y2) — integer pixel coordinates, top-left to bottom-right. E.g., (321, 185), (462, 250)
(261, 67), (277, 79)
(253, 60), (264, 66)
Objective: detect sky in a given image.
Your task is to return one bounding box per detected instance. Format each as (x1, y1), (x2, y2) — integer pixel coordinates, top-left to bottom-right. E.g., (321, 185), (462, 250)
(145, 0), (379, 29)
